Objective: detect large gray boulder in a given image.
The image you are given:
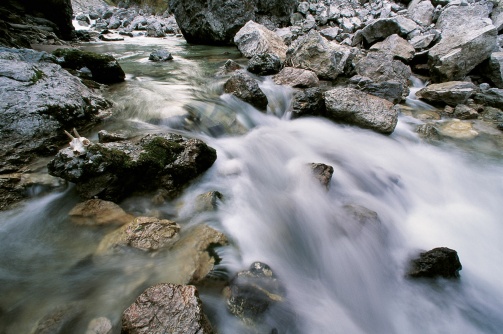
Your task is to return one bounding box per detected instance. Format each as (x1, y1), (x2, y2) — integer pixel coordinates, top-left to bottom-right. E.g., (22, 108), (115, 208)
(286, 30), (356, 80)
(480, 52), (503, 88)
(48, 133), (217, 202)
(247, 53), (282, 75)
(234, 21), (288, 60)
(369, 34), (415, 63)
(349, 75), (404, 104)
(428, 4), (497, 82)
(415, 81), (478, 106)
(408, 0), (435, 26)
(290, 87), (326, 118)
(0, 47), (110, 210)
(122, 283), (213, 334)
(324, 87), (399, 134)
(273, 67), (319, 88)
(223, 70), (268, 110)
(169, 0), (297, 45)
(359, 16), (419, 44)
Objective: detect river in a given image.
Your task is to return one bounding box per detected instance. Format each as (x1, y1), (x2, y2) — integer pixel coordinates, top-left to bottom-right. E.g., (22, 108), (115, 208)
(1, 36), (502, 333)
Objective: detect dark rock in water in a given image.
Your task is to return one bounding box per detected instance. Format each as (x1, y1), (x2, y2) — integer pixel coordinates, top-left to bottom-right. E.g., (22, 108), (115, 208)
(407, 247), (462, 279)
(53, 48), (125, 84)
(0, 47), (110, 210)
(224, 70), (268, 111)
(218, 59), (242, 75)
(324, 87), (399, 134)
(416, 81), (478, 107)
(98, 34), (125, 41)
(32, 302), (85, 334)
(98, 130), (129, 143)
(349, 75), (404, 104)
(169, 0), (297, 45)
(247, 53), (282, 75)
(474, 88), (503, 110)
(225, 262), (284, 325)
(47, 133), (217, 202)
(309, 163), (334, 189)
(416, 123), (440, 141)
(149, 49), (173, 62)
(291, 87), (326, 118)
(273, 67), (319, 88)
(122, 283), (214, 334)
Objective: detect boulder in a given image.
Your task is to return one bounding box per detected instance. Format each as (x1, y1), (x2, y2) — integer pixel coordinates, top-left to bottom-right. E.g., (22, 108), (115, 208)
(69, 199), (134, 226)
(0, 47), (110, 210)
(272, 67), (319, 88)
(286, 30), (356, 80)
(96, 217), (180, 254)
(247, 53), (282, 75)
(148, 49), (173, 62)
(52, 48), (125, 84)
(169, 0), (297, 45)
(354, 52), (411, 98)
(480, 52), (503, 88)
(453, 104), (479, 120)
(474, 87), (503, 109)
(349, 75), (404, 104)
(369, 34), (414, 63)
(359, 16), (419, 44)
(407, 247), (462, 279)
(223, 70), (268, 110)
(409, 34), (436, 50)
(428, 4), (497, 82)
(319, 27), (340, 41)
(408, 0), (435, 26)
(146, 21), (166, 37)
(234, 21), (288, 60)
(224, 262), (284, 325)
(122, 283), (213, 334)
(309, 163), (334, 189)
(290, 87), (326, 118)
(48, 133), (217, 202)
(324, 87), (399, 134)
(415, 81), (478, 106)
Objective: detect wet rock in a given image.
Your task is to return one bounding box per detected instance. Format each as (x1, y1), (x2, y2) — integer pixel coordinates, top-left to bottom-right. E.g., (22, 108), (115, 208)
(324, 87), (399, 134)
(290, 87), (326, 118)
(53, 48), (125, 84)
(0, 48), (110, 209)
(407, 247), (462, 279)
(194, 191), (223, 213)
(369, 34), (414, 63)
(272, 67), (319, 88)
(416, 81), (478, 106)
(359, 16), (419, 44)
(428, 4), (497, 82)
(98, 33), (125, 41)
(170, 224), (228, 284)
(223, 70), (268, 110)
(309, 163), (334, 189)
(343, 204), (381, 227)
(97, 130), (128, 143)
(224, 262), (284, 325)
(122, 283), (213, 334)
(169, 0), (297, 45)
(474, 87), (503, 109)
(349, 75), (404, 104)
(286, 30), (356, 80)
(96, 217), (180, 254)
(479, 52), (503, 88)
(69, 199), (134, 226)
(234, 21), (288, 60)
(416, 123), (440, 141)
(31, 302), (84, 334)
(48, 134), (217, 202)
(454, 104), (478, 120)
(148, 49), (173, 62)
(354, 52), (411, 93)
(438, 119), (478, 139)
(217, 59), (242, 75)
(247, 53), (282, 75)
(85, 317), (113, 334)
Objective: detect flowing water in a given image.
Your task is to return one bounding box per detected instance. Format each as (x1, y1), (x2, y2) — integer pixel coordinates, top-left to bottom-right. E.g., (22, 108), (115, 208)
(1, 36), (503, 334)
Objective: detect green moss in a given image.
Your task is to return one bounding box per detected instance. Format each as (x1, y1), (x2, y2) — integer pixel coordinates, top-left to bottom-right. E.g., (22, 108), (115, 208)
(30, 66), (44, 83)
(138, 137), (183, 170)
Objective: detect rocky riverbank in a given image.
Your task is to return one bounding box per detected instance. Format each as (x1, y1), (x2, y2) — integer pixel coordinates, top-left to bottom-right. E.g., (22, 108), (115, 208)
(1, 0), (502, 332)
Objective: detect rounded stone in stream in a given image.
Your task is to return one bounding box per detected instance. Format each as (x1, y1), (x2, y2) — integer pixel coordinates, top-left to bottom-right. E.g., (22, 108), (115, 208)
(69, 199), (134, 226)
(309, 163), (334, 189)
(122, 283), (214, 334)
(223, 70), (268, 111)
(225, 262), (284, 325)
(148, 49), (173, 62)
(247, 53), (282, 75)
(407, 247), (462, 279)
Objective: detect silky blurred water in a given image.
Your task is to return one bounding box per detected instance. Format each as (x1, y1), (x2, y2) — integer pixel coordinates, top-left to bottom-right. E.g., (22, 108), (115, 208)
(0, 36), (502, 333)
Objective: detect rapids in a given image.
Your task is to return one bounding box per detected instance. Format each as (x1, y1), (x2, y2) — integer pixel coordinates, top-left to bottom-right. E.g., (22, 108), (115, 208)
(0, 36), (502, 334)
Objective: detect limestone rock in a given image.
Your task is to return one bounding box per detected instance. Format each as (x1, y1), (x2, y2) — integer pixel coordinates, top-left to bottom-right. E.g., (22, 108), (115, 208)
(407, 247), (462, 279)
(480, 52), (503, 88)
(223, 70), (268, 110)
(454, 104), (479, 120)
(369, 34), (414, 62)
(324, 87), (399, 134)
(286, 30), (356, 80)
(53, 48), (125, 84)
(474, 87), (503, 109)
(69, 199), (134, 226)
(272, 67), (319, 88)
(309, 163), (334, 189)
(438, 119), (479, 139)
(415, 81), (478, 106)
(148, 49), (173, 62)
(247, 53), (282, 75)
(360, 16), (419, 44)
(349, 75), (404, 104)
(234, 21), (288, 60)
(122, 283), (213, 334)
(408, 0), (435, 26)
(290, 87), (326, 118)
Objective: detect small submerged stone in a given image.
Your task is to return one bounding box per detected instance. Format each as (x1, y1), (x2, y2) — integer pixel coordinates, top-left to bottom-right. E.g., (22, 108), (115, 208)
(438, 119), (479, 139)
(407, 247), (462, 279)
(148, 49), (173, 62)
(69, 199), (134, 226)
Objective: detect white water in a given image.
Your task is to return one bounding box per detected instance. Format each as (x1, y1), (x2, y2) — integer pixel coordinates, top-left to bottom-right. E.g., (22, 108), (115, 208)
(1, 37), (502, 333)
